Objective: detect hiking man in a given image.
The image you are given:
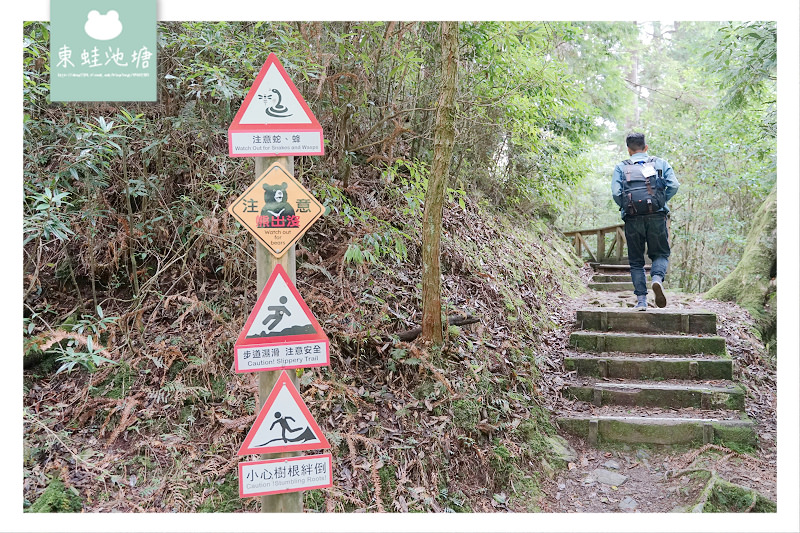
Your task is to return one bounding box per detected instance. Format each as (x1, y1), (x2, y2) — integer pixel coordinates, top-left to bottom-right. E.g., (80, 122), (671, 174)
(612, 132), (679, 310)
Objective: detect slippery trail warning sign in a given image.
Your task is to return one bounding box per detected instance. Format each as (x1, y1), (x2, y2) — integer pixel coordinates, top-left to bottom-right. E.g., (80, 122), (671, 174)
(227, 161), (324, 258)
(233, 264), (329, 373)
(228, 53), (324, 157)
(238, 370), (330, 455)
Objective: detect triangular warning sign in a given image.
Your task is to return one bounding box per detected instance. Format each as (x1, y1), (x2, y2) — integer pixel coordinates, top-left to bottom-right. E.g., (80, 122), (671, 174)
(228, 53), (324, 157)
(234, 264), (329, 373)
(238, 370), (330, 455)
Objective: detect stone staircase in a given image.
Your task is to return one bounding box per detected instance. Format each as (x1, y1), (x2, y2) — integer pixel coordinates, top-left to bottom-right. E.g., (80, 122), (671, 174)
(556, 266), (756, 448)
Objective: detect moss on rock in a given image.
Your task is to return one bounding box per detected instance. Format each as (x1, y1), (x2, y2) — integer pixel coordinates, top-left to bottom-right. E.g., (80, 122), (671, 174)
(705, 184), (776, 353)
(26, 479), (82, 513)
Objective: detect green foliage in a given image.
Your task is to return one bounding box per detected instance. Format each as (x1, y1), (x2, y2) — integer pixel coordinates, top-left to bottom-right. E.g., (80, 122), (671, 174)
(489, 442), (514, 486)
(51, 335), (116, 375)
(26, 479), (82, 513)
(23, 187), (74, 245)
(704, 21), (776, 136)
(438, 487), (472, 513)
(455, 22), (610, 212)
(451, 399), (480, 430)
(303, 489), (327, 512)
(23, 22), (50, 114)
(70, 305), (119, 338)
(196, 473), (240, 513)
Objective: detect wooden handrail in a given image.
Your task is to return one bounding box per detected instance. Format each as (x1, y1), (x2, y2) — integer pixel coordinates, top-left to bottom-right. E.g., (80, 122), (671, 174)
(561, 223), (624, 237)
(562, 217), (671, 263)
(561, 224), (626, 262)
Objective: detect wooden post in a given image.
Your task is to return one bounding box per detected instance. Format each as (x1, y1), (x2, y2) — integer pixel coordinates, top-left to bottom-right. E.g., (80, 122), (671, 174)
(254, 156), (303, 513)
(577, 233), (597, 263)
(607, 233), (618, 259)
(616, 226), (625, 262)
(596, 230), (605, 261)
(574, 235), (582, 258)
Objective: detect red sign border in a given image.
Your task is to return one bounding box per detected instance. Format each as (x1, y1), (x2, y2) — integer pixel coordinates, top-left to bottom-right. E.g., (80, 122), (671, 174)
(234, 263), (329, 356)
(237, 370), (331, 456)
(228, 53), (324, 157)
(238, 453), (333, 498)
(234, 340), (330, 374)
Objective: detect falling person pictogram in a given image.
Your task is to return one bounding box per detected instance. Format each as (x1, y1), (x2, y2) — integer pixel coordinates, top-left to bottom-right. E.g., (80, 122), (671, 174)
(263, 296), (291, 331)
(257, 411), (316, 446)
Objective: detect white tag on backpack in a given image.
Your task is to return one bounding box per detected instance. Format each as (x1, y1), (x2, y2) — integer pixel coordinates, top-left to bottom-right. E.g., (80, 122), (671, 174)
(641, 165), (656, 178)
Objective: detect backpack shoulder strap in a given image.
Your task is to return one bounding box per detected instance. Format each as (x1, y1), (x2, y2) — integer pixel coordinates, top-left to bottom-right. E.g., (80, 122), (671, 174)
(622, 159), (636, 182)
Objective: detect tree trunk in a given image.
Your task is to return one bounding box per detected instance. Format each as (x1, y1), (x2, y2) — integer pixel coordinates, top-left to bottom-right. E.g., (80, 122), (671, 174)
(421, 21), (458, 344)
(705, 185), (777, 350)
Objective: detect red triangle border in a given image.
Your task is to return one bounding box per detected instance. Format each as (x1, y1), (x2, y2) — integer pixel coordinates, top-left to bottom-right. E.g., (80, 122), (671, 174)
(227, 53), (323, 157)
(237, 370), (331, 455)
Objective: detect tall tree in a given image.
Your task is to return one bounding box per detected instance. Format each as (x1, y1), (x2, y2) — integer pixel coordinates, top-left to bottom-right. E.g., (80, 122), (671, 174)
(421, 22), (458, 344)
(705, 184), (776, 352)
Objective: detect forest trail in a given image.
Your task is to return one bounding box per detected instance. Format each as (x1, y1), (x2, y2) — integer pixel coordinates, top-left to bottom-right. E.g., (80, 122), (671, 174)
(538, 262), (777, 513)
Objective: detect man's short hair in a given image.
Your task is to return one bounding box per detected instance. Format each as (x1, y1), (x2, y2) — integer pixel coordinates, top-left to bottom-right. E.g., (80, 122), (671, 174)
(626, 132), (646, 151)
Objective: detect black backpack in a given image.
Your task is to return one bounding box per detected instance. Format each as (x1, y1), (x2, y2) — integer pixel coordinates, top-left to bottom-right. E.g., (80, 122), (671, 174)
(621, 156), (666, 216)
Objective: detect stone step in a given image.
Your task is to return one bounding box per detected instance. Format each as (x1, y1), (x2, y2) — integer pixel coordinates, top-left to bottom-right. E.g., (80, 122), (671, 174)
(564, 355), (733, 380)
(569, 331), (727, 355)
(556, 413), (756, 447)
(588, 282), (674, 292)
(564, 381), (745, 410)
(592, 274), (633, 283)
(594, 263), (650, 273)
(588, 282), (633, 292)
(589, 258), (630, 267)
(576, 307), (717, 334)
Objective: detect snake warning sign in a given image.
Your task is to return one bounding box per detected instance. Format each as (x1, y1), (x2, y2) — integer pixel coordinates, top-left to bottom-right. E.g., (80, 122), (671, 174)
(228, 53), (324, 157)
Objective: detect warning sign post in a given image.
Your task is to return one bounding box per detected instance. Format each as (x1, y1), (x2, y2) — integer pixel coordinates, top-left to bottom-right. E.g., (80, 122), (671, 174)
(227, 53), (329, 514)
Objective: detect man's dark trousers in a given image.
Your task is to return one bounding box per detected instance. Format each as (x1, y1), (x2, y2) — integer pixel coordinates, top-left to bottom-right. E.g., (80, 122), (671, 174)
(624, 212), (670, 296)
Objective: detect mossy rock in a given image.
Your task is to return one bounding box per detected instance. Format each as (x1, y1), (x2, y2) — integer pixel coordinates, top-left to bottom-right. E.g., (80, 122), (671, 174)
(26, 479), (82, 513)
(705, 184), (776, 350)
(697, 478), (776, 513)
(544, 435), (578, 466)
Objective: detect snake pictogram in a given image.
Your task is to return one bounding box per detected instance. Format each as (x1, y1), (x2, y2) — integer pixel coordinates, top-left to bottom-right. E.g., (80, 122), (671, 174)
(258, 89), (292, 118)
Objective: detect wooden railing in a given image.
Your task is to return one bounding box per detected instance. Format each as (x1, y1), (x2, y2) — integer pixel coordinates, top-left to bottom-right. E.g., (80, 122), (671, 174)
(562, 224), (626, 263)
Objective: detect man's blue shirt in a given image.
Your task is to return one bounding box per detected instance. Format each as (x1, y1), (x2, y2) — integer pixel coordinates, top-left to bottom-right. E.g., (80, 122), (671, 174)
(612, 152), (679, 220)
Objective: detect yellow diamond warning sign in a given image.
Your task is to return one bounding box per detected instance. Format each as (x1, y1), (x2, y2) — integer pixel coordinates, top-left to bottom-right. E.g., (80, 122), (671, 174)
(228, 162), (323, 258)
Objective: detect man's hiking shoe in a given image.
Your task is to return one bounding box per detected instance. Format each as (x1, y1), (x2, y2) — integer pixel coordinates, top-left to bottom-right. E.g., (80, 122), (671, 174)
(634, 294), (648, 311)
(652, 277), (667, 308)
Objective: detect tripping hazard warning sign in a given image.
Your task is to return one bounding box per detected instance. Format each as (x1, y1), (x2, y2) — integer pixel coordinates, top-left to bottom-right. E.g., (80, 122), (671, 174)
(238, 370), (330, 455)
